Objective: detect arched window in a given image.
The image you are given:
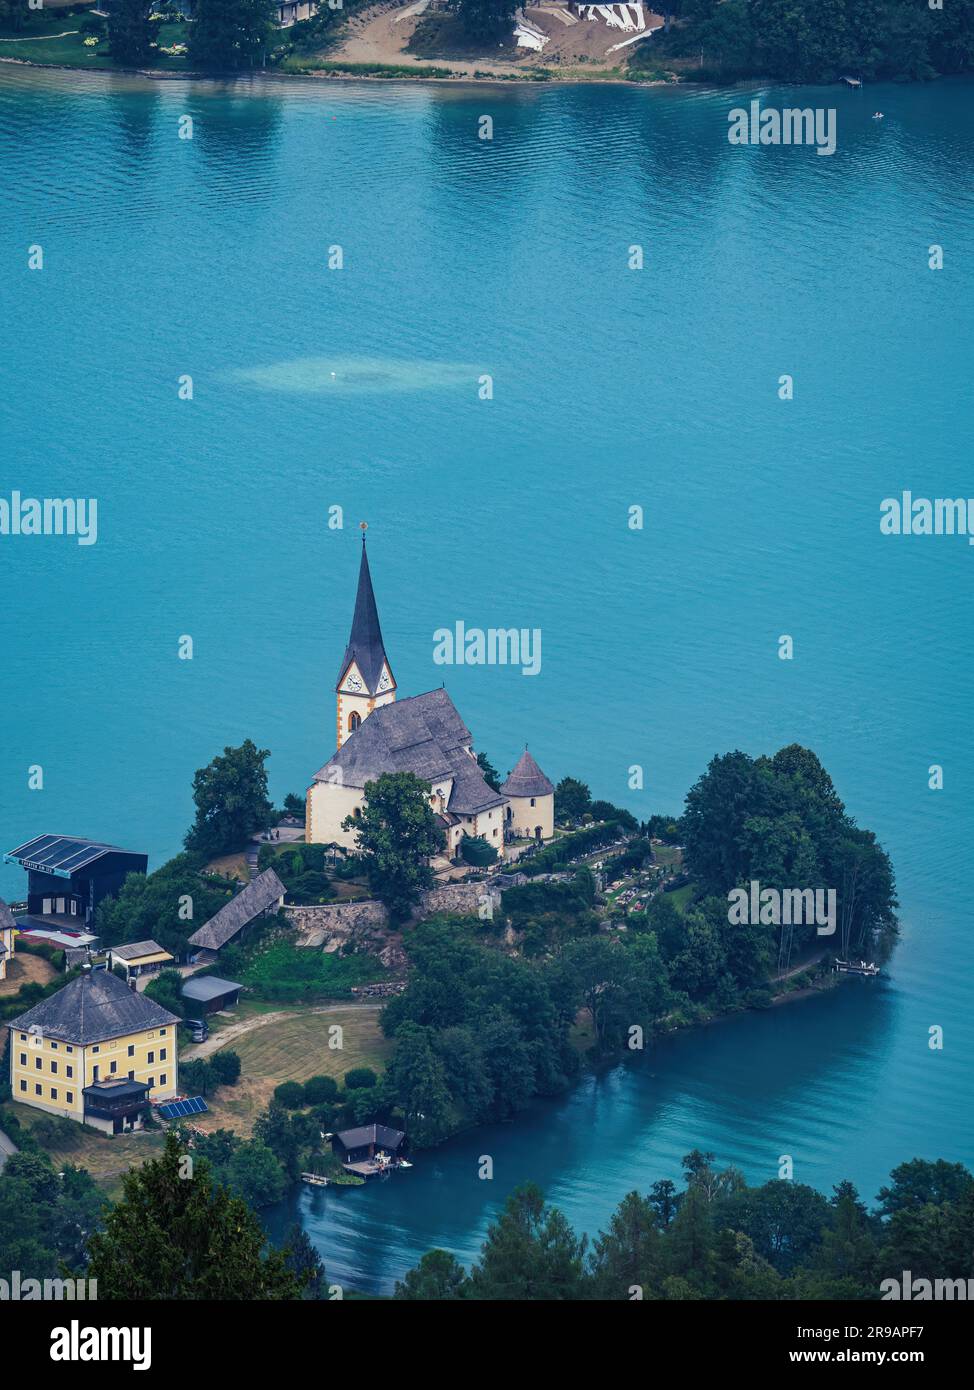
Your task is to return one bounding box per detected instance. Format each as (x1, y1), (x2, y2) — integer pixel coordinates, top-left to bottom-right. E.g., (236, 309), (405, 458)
(348, 711), (361, 733)
(352, 806), (362, 819)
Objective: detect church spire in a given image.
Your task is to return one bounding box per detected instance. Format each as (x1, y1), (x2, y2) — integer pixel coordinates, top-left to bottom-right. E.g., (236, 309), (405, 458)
(336, 526), (394, 697)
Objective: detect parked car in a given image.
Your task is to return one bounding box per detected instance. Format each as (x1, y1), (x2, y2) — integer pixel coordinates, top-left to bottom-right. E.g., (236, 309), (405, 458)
(183, 1018), (208, 1043)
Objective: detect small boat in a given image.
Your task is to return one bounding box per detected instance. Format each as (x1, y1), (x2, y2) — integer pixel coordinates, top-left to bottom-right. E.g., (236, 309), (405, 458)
(834, 958), (880, 977)
(301, 1171), (329, 1187)
(397, 1160), (414, 1169)
(872, 112), (884, 120)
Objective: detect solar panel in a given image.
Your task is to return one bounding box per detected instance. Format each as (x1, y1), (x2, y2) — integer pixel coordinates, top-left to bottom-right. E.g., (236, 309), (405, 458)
(157, 1096), (209, 1120)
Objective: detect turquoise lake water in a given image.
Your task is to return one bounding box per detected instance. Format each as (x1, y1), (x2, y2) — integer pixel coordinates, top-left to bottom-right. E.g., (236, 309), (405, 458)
(1, 66), (972, 1292)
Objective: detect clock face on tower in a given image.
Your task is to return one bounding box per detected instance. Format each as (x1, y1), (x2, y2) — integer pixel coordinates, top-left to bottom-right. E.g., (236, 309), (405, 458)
(344, 672), (363, 693)
(376, 667), (392, 693)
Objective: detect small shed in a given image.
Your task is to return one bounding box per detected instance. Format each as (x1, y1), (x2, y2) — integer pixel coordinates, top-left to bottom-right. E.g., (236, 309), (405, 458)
(181, 975), (242, 1015)
(108, 939), (174, 981)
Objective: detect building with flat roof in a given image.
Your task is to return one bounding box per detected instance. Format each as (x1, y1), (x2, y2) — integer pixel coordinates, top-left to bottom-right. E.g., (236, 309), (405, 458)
(7, 969), (178, 1134)
(4, 835), (147, 930)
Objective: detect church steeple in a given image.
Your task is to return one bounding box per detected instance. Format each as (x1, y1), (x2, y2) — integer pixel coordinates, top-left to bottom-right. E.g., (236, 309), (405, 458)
(335, 526), (396, 748)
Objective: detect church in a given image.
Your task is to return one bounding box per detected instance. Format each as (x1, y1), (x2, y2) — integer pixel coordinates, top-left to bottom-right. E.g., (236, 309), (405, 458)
(306, 532), (555, 858)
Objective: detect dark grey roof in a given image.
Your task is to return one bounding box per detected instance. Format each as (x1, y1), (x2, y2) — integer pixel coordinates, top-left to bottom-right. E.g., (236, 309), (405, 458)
(0, 898), (15, 932)
(187, 868), (285, 951)
(5, 834), (144, 875)
(313, 689), (506, 816)
(181, 975), (242, 1003)
(111, 939), (170, 962)
(501, 749), (554, 799)
(83, 1078), (149, 1101)
(336, 537), (394, 696)
(7, 969), (179, 1046)
(336, 1123), (405, 1150)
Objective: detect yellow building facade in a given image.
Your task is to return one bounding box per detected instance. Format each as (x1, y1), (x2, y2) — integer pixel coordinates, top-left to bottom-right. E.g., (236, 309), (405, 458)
(8, 969), (178, 1134)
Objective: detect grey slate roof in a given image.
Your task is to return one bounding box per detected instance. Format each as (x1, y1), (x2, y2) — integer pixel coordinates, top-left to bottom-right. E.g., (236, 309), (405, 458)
(501, 749), (555, 799)
(111, 939), (170, 962)
(313, 689), (506, 816)
(0, 898), (15, 932)
(335, 1123), (405, 1151)
(7, 969), (179, 1046)
(187, 868), (285, 952)
(181, 975), (242, 1003)
(336, 538), (394, 696)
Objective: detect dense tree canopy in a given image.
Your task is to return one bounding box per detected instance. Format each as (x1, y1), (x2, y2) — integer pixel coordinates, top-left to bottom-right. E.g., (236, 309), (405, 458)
(86, 1131), (303, 1299)
(680, 744), (897, 958)
(188, 0), (277, 70)
(345, 771), (444, 923)
(396, 1154), (974, 1300)
(649, 0), (974, 82)
(185, 738), (275, 857)
(94, 851), (234, 956)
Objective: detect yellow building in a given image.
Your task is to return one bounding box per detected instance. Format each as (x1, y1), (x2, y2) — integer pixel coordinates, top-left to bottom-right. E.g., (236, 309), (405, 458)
(7, 968), (179, 1135)
(0, 897), (14, 982)
(306, 534), (555, 858)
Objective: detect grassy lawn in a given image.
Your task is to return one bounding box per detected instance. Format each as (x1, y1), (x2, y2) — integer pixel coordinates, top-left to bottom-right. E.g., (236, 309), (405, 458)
(666, 883), (695, 912)
(9, 1101), (166, 1198)
(239, 940), (387, 1000)
(201, 1005), (391, 1135)
(0, 17), (191, 69)
(205, 850), (250, 883)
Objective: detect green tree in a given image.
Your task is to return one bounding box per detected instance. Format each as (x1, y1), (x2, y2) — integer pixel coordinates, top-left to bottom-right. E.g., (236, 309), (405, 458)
(210, 1050), (241, 1086)
(144, 968), (186, 1020)
(86, 1131), (303, 1299)
(189, 0), (277, 70)
(468, 1184), (587, 1300)
(476, 750), (501, 791)
(107, 0), (160, 65)
(384, 1022), (453, 1147)
(344, 771), (444, 923)
(185, 739), (274, 857)
(395, 1248), (469, 1300)
(589, 1190), (662, 1299)
(225, 1140), (287, 1208)
(554, 776), (592, 823)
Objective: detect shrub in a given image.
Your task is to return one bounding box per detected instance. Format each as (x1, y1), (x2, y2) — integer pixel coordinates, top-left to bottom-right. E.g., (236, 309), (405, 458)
(210, 1051), (241, 1086)
(181, 1058), (216, 1097)
(303, 1074), (339, 1105)
(344, 1067), (377, 1091)
(273, 1080), (306, 1108)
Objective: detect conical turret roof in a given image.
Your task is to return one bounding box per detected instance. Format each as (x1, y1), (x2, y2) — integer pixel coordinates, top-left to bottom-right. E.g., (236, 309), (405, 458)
(501, 748), (554, 798)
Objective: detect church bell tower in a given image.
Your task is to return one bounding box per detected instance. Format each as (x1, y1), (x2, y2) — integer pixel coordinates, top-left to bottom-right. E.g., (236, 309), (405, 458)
(335, 525), (396, 749)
